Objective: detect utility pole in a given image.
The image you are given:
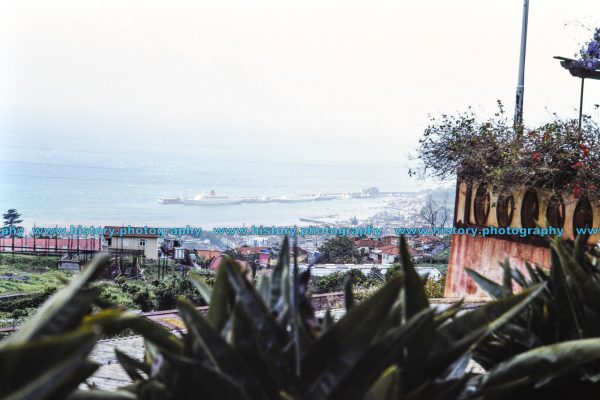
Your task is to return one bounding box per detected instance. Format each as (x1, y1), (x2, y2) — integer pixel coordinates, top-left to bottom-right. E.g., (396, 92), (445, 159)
(513, 0), (530, 126)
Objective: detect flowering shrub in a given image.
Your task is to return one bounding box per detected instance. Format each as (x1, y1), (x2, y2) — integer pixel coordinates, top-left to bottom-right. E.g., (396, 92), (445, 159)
(418, 102), (600, 198)
(577, 27), (600, 71)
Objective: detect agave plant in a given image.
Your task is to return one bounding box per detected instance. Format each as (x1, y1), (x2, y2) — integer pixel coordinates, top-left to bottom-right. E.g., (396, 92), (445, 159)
(467, 236), (600, 398)
(0, 254), (133, 399)
(0, 253), (185, 400)
(113, 236), (545, 400)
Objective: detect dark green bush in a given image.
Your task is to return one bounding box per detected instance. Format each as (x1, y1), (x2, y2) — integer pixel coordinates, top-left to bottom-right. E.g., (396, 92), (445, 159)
(384, 263), (402, 280)
(424, 274), (446, 298)
(153, 276), (212, 310)
(133, 289), (154, 312)
(386, 263), (446, 298)
(309, 269), (380, 295)
(115, 276), (142, 295)
(9, 307), (31, 319)
(317, 236), (365, 263)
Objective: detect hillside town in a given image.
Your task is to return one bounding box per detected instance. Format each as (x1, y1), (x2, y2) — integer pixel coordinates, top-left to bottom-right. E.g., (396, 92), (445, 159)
(0, 189), (452, 275)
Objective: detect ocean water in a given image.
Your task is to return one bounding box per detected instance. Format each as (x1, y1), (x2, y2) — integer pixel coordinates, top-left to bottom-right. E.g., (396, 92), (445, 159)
(0, 132), (431, 229)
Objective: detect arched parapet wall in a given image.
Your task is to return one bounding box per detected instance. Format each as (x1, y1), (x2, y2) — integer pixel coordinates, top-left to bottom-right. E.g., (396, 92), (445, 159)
(456, 182), (597, 243)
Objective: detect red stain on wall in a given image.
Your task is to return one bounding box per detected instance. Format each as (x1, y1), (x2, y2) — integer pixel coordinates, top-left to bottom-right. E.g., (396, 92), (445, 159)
(465, 277), (478, 294)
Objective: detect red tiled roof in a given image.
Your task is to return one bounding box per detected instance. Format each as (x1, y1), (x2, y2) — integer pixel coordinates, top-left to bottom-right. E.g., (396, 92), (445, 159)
(237, 246), (268, 255)
(194, 249), (221, 259)
(379, 236), (399, 245)
(208, 256), (223, 271)
(378, 244), (400, 255)
(208, 256), (249, 271)
(355, 239), (378, 248)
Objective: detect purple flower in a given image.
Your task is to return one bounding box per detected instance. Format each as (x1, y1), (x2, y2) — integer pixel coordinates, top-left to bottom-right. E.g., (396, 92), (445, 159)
(576, 28), (600, 71)
(577, 57), (599, 71)
(585, 60), (594, 69)
(587, 41), (600, 57)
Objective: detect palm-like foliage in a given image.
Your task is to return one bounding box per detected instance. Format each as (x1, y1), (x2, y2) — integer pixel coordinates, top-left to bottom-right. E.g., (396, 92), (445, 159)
(467, 236), (600, 398)
(0, 254), (142, 399)
(117, 237), (544, 400)
(9, 236), (600, 399)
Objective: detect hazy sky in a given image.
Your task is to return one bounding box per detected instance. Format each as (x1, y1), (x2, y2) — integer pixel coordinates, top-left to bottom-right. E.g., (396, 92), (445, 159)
(1, 0), (599, 161)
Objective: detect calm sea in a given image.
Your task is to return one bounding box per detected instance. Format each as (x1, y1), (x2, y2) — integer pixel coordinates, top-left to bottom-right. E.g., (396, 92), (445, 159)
(0, 132), (432, 229)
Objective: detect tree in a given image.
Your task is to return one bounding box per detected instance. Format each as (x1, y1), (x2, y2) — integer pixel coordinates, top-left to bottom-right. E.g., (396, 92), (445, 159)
(2, 208), (22, 231)
(2, 208), (23, 253)
(417, 194), (449, 230)
(317, 236), (363, 264)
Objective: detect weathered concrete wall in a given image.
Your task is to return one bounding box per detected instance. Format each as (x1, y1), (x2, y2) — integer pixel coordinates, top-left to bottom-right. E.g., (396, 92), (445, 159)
(446, 179), (598, 298)
(444, 234), (551, 299)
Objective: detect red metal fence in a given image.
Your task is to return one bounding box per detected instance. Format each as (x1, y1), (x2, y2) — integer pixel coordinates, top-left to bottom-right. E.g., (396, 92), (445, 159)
(0, 237), (102, 254)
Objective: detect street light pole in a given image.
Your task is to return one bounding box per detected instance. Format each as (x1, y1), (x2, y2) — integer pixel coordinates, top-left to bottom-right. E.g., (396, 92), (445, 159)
(578, 77), (585, 134)
(514, 0), (530, 127)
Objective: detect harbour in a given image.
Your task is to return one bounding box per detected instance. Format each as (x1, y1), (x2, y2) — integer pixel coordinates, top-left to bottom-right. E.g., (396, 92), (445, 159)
(157, 187), (414, 206)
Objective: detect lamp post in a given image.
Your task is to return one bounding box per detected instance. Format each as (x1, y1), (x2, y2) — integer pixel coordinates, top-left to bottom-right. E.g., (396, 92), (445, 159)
(554, 56), (600, 139)
(513, 0), (530, 127)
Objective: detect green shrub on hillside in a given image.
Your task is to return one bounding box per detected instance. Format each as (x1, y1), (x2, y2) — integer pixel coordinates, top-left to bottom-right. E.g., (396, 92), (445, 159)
(386, 263), (446, 298)
(133, 289), (153, 312)
(0, 287), (56, 313)
(153, 274), (214, 310)
(309, 269), (381, 295)
(1, 254), (61, 270)
(424, 275), (446, 298)
(317, 236), (365, 263)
